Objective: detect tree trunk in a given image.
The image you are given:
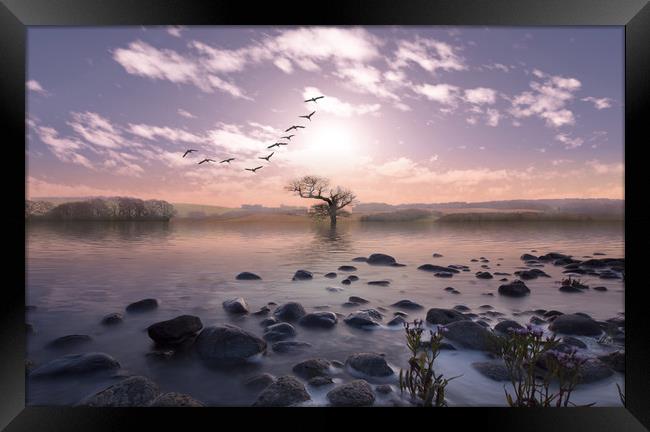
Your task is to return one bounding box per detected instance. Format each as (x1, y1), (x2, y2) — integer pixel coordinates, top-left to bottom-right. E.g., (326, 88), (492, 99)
(328, 204), (337, 227)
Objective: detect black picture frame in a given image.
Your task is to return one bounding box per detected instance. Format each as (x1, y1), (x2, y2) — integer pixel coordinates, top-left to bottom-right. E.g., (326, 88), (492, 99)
(2, 0), (649, 430)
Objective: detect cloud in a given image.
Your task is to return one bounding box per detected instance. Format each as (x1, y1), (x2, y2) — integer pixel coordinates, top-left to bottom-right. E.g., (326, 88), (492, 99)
(509, 70), (581, 128)
(112, 41), (249, 99)
(393, 37), (465, 75)
(551, 159), (572, 166)
(68, 112), (124, 149)
(301, 87), (380, 117)
(128, 123), (204, 144)
(26, 80), (49, 95)
(413, 83), (459, 105)
(166, 26), (185, 38)
(464, 87), (497, 104)
(177, 109), (196, 119)
(554, 133), (583, 149)
(581, 96), (613, 110)
(485, 108), (501, 127)
(34, 125), (93, 169)
(586, 160), (624, 175)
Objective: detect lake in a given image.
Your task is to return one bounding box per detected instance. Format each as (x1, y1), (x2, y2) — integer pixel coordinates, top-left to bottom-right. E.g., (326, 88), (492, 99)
(26, 220), (625, 406)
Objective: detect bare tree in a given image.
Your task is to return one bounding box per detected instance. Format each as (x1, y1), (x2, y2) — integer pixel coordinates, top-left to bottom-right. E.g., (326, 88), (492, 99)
(286, 176), (356, 227)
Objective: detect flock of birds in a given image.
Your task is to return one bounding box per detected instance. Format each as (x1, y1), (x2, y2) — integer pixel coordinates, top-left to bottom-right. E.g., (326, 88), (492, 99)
(182, 95), (325, 173)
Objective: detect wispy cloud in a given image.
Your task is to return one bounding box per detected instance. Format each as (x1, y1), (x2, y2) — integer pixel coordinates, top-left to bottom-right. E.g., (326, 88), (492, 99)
(581, 96), (613, 110)
(26, 80), (50, 96)
(301, 87), (380, 117)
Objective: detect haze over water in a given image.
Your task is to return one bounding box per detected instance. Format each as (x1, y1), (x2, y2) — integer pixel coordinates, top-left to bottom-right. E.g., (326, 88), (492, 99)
(26, 220), (624, 406)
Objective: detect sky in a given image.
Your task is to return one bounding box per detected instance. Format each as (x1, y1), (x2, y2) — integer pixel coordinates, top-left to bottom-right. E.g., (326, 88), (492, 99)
(26, 26), (624, 206)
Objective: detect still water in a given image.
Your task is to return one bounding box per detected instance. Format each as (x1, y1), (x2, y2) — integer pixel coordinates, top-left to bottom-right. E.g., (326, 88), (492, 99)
(26, 220), (625, 406)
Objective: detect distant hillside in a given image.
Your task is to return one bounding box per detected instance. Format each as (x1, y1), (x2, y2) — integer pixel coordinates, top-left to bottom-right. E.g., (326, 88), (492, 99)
(436, 211), (622, 223)
(26, 197), (175, 221)
(360, 209), (440, 222)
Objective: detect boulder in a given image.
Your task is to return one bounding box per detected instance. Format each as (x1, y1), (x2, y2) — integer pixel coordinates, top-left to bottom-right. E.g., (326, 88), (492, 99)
(292, 270), (313, 281)
(338, 265), (357, 272)
(236, 272), (261, 280)
(562, 336), (587, 349)
(252, 306), (271, 316)
(579, 358), (615, 383)
(387, 316), (406, 327)
(344, 311), (381, 329)
(222, 298), (249, 314)
(80, 376), (160, 407)
(31, 352), (120, 377)
(149, 392), (204, 407)
(263, 323), (297, 342)
(425, 308), (469, 325)
(520, 254), (538, 261)
(341, 279), (352, 285)
(271, 341), (312, 354)
(368, 280), (390, 286)
(260, 317), (278, 327)
(195, 325), (266, 365)
(125, 298), (159, 313)
(346, 353), (394, 377)
(308, 376), (334, 387)
(498, 280), (530, 297)
(327, 380), (375, 407)
(253, 376), (310, 407)
(472, 361), (512, 381)
(366, 253), (397, 266)
(375, 384), (393, 394)
(101, 313), (123, 325)
(299, 312), (338, 328)
(390, 300), (423, 310)
(494, 320), (523, 334)
(443, 320), (493, 350)
(418, 264), (460, 273)
(45, 334), (92, 349)
(292, 358), (331, 379)
(244, 373), (276, 391)
(347, 275), (360, 282)
(432, 253), (444, 258)
(548, 314), (602, 336)
(435, 272), (454, 278)
(598, 350), (624, 373)
(475, 272), (493, 279)
(349, 296), (369, 304)
(324, 272), (337, 279)
(352, 257), (368, 262)
(147, 315), (203, 346)
(274, 302), (307, 321)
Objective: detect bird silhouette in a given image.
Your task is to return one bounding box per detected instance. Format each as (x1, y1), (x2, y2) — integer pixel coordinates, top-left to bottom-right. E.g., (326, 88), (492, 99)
(182, 149), (198, 158)
(197, 158), (215, 165)
(267, 142), (288, 149)
(220, 158), (235, 164)
(281, 135), (295, 140)
(285, 125), (305, 132)
(304, 96), (324, 103)
(299, 111), (316, 121)
(245, 166), (263, 173)
(259, 152), (274, 162)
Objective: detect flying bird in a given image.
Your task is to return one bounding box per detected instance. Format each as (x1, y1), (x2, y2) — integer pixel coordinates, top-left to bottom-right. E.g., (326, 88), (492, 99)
(245, 166), (263, 173)
(299, 111), (316, 121)
(197, 158), (215, 165)
(285, 125), (305, 132)
(304, 96), (324, 103)
(220, 158), (235, 164)
(182, 149), (198, 158)
(259, 152), (274, 162)
(281, 135), (295, 140)
(267, 142), (288, 149)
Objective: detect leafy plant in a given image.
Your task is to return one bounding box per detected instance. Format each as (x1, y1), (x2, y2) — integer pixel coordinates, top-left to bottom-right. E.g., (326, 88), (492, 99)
(492, 324), (592, 407)
(399, 320), (458, 406)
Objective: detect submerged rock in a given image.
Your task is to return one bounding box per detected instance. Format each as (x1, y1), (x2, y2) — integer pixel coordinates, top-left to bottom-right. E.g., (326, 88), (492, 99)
(338, 265), (357, 272)
(391, 300), (423, 310)
(271, 341), (312, 354)
(101, 313), (123, 325)
(475, 272), (493, 279)
(292, 358), (331, 379)
(324, 272), (338, 279)
(263, 323), (297, 342)
(45, 334), (92, 349)
(387, 316), (406, 326)
(222, 297), (249, 314)
(425, 308), (469, 325)
(548, 314), (602, 336)
(349, 296), (369, 304)
(299, 312), (338, 328)
(443, 320), (493, 351)
(598, 350), (624, 373)
(579, 358), (614, 383)
(147, 315), (203, 346)
(236, 272), (261, 280)
(344, 311), (381, 329)
(292, 270), (313, 281)
(274, 302), (306, 321)
(347, 275), (360, 282)
(253, 375), (310, 407)
(352, 257), (368, 262)
(327, 380), (375, 407)
(80, 376), (160, 407)
(149, 392), (204, 407)
(126, 298), (159, 313)
(368, 280), (390, 286)
(418, 264), (460, 273)
(472, 361), (512, 382)
(346, 353), (394, 377)
(494, 320), (523, 335)
(366, 253), (397, 266)
(308, 376), (334, 387)
(195, 325), (266, 366)
(498, 280), (530, 297)
(31, 352), (120, 377)
(244, 373), (276, 391)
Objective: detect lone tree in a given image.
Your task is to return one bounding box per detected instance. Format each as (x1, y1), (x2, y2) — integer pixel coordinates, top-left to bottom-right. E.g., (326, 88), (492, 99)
(286, 176), (356, 227)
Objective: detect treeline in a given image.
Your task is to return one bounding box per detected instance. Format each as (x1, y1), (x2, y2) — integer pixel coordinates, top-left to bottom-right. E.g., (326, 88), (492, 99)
(26, 197), (176, 221)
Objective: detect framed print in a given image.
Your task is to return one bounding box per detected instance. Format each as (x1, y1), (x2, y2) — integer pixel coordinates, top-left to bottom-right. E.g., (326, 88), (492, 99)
(2, 0), (649, 430)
